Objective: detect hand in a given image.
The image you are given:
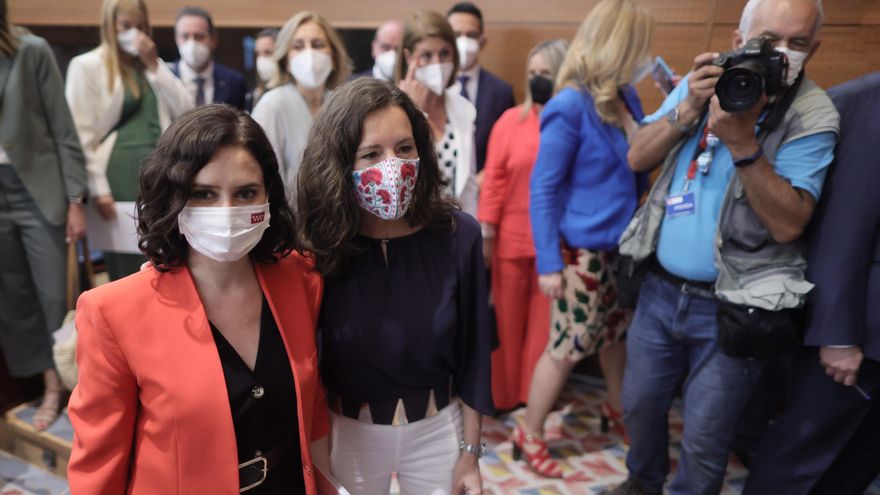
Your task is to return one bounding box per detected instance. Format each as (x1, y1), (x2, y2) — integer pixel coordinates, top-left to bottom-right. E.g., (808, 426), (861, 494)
(482, 237), (494, 267)
(66, 202), (87, 243)
(682, 52), (724, 120)
(475, 169), (485, 188)
(134, 31), (159, 72)
(398, 61), (431, 111)
(707, 93), (765, 156)
(538, 272), (564, 299)
(820, 346), (863, 386)
(452, 453), (482, 495)
(93, 194), (117, 221)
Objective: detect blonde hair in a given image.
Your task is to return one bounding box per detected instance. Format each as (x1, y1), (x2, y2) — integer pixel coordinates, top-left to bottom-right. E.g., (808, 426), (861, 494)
(520, 39), (569, 120)
(269, 11), (351, 90)
(393, 10), (459, 88)
(99, 0), (150, 98)
(556, 0), (653, 126)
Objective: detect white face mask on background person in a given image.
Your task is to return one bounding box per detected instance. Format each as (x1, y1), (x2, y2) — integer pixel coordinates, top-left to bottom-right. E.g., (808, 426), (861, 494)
(775, 46), (808, 86)
(117, 28), (141, 57)
(177, 203), (271, 263)
(415, 62), (454, 96)
(289, 49), (333, 89)
(374, 50), (397, 81)
(456, 36), (480, 71)
(179, 39), (212, 70)
(631, 55), (653, 84)
(256, 56), (278, 83)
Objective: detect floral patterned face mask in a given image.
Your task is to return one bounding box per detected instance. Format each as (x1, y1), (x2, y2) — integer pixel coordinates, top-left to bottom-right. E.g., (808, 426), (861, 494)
(352, 157), (419, 220)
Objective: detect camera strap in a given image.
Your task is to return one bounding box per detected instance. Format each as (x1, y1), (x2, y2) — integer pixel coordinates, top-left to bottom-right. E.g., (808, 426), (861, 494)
(757, 72), (804, 137)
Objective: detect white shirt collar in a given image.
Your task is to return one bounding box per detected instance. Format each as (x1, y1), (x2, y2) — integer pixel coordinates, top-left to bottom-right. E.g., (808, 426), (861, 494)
(458, 64), (480, 81)
(178, 59), (214, 82)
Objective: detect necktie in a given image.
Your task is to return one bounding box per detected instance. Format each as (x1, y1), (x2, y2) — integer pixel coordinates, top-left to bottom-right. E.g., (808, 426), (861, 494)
(195, 76), (206, 106)
(458, 75), (470, 101)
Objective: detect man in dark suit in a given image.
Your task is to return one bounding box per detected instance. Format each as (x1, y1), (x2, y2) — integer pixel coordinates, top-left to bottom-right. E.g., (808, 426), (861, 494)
(350, 20), (403, 82)
(171, 6), (247, 110)
(447, 2), (515, 172)
(743, 71), (880, 494)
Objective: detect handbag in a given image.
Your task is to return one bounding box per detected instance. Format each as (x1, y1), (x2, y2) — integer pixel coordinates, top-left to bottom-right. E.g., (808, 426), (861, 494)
(715, 300), (803, 359)
(53, 236), (96, 391)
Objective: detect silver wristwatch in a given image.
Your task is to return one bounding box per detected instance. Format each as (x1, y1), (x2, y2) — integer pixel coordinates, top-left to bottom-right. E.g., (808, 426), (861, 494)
(666, 106), (698, 134)
(458, 440), (487, 459)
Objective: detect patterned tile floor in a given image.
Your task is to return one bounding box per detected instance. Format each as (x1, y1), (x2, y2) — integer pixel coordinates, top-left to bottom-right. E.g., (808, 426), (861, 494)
(3, 379), (880, 494)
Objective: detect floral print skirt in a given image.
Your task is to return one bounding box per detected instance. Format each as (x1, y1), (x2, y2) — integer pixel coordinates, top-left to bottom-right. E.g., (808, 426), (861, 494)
(546, 247), (632, 361)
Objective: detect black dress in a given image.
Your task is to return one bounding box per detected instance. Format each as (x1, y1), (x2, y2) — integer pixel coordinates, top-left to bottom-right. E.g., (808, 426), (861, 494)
(210, 297), (306, 494)
(319, 210), (495, 423)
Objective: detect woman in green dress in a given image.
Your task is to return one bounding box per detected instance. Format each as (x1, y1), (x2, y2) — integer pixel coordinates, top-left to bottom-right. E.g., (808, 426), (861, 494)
(66, 0), (193, 280)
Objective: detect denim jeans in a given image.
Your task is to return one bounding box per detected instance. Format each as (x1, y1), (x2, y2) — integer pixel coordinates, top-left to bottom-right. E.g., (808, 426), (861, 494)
(622, 272), (765, 495)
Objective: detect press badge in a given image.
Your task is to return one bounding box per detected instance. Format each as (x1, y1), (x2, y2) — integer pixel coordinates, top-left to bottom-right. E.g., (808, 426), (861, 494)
(666, 192), (696, 217)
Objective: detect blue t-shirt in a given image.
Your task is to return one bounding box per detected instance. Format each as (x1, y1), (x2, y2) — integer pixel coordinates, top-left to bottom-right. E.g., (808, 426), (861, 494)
(643, 75), (836, 282)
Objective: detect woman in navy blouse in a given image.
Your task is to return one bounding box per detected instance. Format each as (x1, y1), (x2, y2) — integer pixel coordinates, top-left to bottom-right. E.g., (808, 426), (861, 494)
(296, 77), (493, 495)
(516, 0), (654, 478)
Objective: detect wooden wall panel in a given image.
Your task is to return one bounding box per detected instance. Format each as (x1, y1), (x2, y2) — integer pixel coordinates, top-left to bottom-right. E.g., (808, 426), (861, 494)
(714, 0), (880, 25)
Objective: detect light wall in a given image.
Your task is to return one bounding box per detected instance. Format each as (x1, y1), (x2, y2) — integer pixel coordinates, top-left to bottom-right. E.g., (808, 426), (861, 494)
(11, 0), (880, 112)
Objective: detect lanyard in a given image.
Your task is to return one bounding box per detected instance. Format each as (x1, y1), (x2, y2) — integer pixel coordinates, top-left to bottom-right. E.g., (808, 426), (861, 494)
(682, 125), (719, 193)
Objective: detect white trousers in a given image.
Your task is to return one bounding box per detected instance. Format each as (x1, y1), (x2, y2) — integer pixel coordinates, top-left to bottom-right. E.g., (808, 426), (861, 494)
(330, 400), (463, 495)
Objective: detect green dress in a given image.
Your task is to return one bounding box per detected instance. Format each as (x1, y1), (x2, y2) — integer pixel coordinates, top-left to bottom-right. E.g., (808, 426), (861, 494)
(104, 73), (161, 281)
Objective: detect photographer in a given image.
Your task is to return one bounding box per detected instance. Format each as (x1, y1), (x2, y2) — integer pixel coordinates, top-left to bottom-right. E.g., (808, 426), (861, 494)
(611, 0), (839, 493)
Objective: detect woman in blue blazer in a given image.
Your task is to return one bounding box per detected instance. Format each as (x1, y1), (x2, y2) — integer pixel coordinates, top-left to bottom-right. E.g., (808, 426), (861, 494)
(512, 0), (653, 478)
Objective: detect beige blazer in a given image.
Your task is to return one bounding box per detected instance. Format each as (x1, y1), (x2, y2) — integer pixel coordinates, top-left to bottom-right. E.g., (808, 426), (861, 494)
(64, 47), (194, 198)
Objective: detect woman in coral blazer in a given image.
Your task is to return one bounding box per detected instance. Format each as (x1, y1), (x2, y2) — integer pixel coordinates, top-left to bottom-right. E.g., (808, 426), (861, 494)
(67, 105), (329, 494)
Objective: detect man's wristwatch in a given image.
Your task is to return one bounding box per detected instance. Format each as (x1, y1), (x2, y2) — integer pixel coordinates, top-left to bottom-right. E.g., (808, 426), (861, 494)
(68, 194), (86, 205)
(666, 106), (698, 135)
(458, 440), (487, 459)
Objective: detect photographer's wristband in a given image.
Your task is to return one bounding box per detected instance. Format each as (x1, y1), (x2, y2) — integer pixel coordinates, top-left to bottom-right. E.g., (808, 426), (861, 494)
(733, 147), (764, 168)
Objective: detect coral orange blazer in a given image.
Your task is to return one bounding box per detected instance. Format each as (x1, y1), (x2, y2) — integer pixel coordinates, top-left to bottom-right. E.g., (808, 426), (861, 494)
(67, 254), (329, 494)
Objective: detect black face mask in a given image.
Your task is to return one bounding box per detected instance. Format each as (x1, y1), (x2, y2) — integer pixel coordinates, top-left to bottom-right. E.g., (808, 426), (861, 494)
(529, 75), (554, 105)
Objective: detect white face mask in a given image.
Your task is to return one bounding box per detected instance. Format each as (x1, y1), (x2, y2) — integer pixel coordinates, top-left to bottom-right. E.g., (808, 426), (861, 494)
(415, 62), (454, 96)
(289, 49), (333, 89)
(256, 56), (278, 83)
(117, 28), (141, 57)
(456, 36), (480, 71)
(775, 46), (808, 87)
(179, 39), (212, 71)
(374, 50), (397, 81)
(178, 204), (271, 263)
(632, 55), (653, 84)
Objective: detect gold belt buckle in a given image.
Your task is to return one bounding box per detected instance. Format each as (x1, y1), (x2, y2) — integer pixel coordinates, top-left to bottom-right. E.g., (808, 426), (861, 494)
(239, 451), (268, 492)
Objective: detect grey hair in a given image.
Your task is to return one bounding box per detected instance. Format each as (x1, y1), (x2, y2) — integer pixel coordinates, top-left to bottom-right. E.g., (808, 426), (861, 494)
(739, 0), (825, 39)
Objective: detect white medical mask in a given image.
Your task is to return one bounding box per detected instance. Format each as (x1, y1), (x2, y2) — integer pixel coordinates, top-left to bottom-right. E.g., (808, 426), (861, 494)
(352, 157), (419, 220)
(374, 50), (397, 81)
(456, 36), (480, 71)
(179, 39), (212, 70)
(775, 46), (808, 87)
(632, 55), (653, 84)
(256, 56), (278, 83)
(117, 28), (141, 57)
(415, 62), (454, 96)
(289, 49), (333, 89)
(177, 204), (271, 263)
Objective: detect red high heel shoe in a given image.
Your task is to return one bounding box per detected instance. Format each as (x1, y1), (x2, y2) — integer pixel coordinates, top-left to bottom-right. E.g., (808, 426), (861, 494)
(600, 402), (629, 444)
(510, 423), (564, 478)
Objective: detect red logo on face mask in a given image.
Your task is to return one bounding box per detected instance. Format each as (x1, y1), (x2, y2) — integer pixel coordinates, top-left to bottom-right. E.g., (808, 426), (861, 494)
(251, 212), (265, 224)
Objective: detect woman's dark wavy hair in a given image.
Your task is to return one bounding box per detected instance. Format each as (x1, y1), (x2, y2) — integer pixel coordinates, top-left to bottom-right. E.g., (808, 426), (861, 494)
(297, 78), (455, 278)
(136, 104), (297, 270)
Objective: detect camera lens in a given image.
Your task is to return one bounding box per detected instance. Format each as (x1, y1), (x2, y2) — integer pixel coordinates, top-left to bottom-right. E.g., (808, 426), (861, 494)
(716, 65), (765, 113)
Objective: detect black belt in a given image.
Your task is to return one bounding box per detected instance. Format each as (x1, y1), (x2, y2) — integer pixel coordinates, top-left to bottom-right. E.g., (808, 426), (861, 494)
(651, 260), (716, 299)
(239, 442), (293, 492)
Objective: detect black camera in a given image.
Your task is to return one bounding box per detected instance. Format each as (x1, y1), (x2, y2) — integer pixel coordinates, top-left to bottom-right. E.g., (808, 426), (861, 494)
(713, 37), (788, 113)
